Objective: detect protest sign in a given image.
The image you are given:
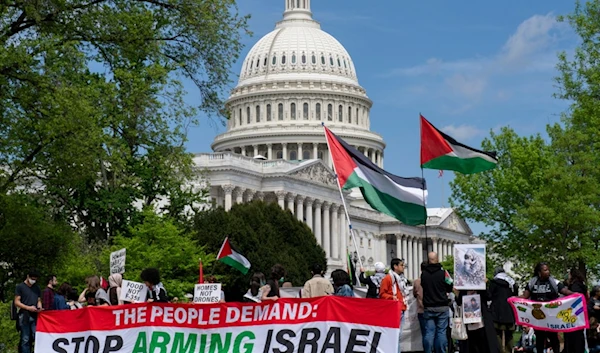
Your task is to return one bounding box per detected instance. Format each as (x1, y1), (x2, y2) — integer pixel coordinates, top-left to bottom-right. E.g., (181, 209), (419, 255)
(36, 297), (401, 353)
(110, 248), (126, 275)
(194, 283), (222, 304)
(508, 294), (589, 332)
(462, 294), (482, 324)
(454, 244), (486, 290)
(119, 280), (147, 303)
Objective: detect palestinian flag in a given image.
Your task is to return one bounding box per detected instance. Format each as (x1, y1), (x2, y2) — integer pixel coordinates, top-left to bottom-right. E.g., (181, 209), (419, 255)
(217, 237), (251, 274)
(420, 115), (498, 174)
(324, 125), (427, 226)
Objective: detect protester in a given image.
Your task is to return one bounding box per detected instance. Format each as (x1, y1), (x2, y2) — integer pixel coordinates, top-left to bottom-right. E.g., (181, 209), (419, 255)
(521, 262), (572, 353)
(14, 270), (42, 353)
(141, 268), (168, 303)
(108, 273), (124, 306)
(380, 258), (408, 353)
(587, 317), (600, 353)
(331, 269), (353, 297)
(79, 275), (109, 306)
(53, 283), (72, 310)
(205, 275), (226, 303)
(589, 286), (600, 321)
(458, 288), (499, 353)
(262, 264), (286, 301)
(359, 262), (387, 298)
(489, 267), (519, 353)
(244, 272), (267, 303)
(421, 252), (453, 353)
(67, 288), (83, 310)
(302, 264), (334, 298)
(564, 269), (587, 353)
(513, 326), (536, 353)
(413, 261), (429, 346)
(41, 274), (57, 311)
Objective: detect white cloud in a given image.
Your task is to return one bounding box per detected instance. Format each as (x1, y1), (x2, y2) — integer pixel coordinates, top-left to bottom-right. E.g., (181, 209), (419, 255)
(444, 74), (487, 99)
(441, 124), (484, 141)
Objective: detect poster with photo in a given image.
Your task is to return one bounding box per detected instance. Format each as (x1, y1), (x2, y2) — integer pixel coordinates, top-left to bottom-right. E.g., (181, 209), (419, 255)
(463, 294), (483, 324)
(454, 244), (486, 290)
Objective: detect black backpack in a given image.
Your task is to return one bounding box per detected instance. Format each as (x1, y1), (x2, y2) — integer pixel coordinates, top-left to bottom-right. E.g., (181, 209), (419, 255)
(10, 300), (18, 320)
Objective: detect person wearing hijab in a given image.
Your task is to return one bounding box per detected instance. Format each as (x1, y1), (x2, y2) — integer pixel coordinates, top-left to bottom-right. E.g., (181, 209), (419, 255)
(489, 267), (518, 353)
(108, 273), (124, 306)
(359, 261), (387, 299)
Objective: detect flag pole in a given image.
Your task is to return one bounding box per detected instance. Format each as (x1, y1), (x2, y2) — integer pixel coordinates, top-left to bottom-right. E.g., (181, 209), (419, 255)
(419, 113), (429, 256)
(322, 123), (363, 286)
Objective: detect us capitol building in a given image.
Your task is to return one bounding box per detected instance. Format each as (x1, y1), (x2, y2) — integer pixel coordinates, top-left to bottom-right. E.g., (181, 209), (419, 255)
(192, 0), (475, 278)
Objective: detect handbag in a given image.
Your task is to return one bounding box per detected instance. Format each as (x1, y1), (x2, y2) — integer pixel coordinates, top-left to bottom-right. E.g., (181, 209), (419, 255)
(451, 306), (468, 340)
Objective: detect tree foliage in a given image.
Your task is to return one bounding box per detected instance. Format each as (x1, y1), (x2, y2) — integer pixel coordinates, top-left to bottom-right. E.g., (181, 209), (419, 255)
(103, 209), (211, 298)
(192, 201), (327, 301)
(0, 0), (248, 240)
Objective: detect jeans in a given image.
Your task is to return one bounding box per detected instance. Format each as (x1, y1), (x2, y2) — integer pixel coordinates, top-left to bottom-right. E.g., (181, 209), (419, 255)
(19, 313), (36, 353)
(398, 311), (405, 353)
(422, 309), (449, 353)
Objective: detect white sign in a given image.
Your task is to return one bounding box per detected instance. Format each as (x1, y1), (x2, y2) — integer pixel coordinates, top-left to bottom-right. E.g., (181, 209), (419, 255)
(110, 248), (126, 274)
(119, 280), (147, 303)
(454, 244), (486, 290)
(463, 294), (483, 324)
(193, 283), (222, 304)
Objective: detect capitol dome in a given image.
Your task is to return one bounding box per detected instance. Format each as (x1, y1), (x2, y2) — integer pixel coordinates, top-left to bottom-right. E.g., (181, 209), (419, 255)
(211, 0), (386, 169)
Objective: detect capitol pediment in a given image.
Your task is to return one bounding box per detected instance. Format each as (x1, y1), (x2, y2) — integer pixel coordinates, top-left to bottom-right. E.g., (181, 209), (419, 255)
(287, 161), (337, 187)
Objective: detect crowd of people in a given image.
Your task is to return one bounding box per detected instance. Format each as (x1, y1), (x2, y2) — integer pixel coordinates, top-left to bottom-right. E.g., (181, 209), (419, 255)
(11, 253), (600, 353)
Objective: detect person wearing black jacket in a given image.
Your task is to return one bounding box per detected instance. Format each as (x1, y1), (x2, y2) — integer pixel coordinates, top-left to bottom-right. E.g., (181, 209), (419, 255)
(564, 269), (588, 353)
(359, 262), (386, 298)
(141, 268), (168, 303)
(489, 267), (518, 353)
(421, 252), (453, 353)
(589, 286), (600, 322)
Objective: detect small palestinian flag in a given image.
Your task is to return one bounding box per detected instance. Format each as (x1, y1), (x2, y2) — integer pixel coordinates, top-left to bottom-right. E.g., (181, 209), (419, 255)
(444, 270), (454, 285)
(217, 237), (251, 274)
(420, 115), (498, 174)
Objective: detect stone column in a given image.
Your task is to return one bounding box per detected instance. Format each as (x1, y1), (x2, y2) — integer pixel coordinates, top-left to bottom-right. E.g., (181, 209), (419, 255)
(314, 200), (322, 246)
(406, 237), (413, 279)
(417, 239), (423, 274)
(286, 194), (295, 214)
(282, 143), (287, 160)
(363, 148), (369, 158)
(234, 188), (244, 204)
(412, 237), (419, 280)
(305, 197), (314, 232)
(380, 235), (387, 264)
(331, 205), (339, 259)
(296, 195), (305, 222)
(340, 213), (347, 259)
(256, 191), (265, 201)
(313, 143), (318, 160)
(222, 185), (234, 211)
(276, 191), (286, 209)
(241, 146), (246, 156)
(371, 150), (377, 165)
(267, 143), (273, 160)
(298, 143), (303, 160)
(323, 202), (331, 258)
(244, 189), (256, 203)
(253, 144), (258, 157)
(433, 238), (439, 256)
(380, 151), (384, 168)
(395, 235), (402, 262)
(401, 235), (408, 263)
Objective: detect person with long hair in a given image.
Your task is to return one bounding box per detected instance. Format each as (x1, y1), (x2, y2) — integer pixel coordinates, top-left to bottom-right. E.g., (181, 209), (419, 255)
(244, 272), (267, 303)
(262, 264), (285, 301)
(108, 273), (124, 306)
(521, 262), (572, 353)
(53, 283), (72, 310)
(564, 268), (587, 353)
(79, 275), (110, 306)
(331, 269), (353, 297)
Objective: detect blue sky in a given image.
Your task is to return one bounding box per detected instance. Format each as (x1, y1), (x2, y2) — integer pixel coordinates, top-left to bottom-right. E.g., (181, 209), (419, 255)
(183, 0), (577, 235)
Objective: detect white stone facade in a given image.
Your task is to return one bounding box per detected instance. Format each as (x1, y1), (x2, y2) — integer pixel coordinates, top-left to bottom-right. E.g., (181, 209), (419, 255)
(192, 0), (474, 278)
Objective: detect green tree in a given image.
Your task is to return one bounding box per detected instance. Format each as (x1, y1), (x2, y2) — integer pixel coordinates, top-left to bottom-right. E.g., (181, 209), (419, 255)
(0, 193), (77, 301)
(0, 0), (248, 241)
(103, 209), (211, 298)
(192, 201), (327, 301)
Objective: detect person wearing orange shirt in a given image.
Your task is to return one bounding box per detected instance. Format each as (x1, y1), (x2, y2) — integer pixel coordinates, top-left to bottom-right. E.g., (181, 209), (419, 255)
(380, 258), (408, 353)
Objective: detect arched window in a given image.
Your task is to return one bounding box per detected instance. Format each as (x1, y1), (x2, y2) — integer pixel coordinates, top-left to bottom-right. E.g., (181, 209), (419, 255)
(239, 108), (242, 125)
(263, 57), (267, 66)
(290, 103), (296, 120)
(290, 151), (297, 160)
(246, 107), (251, 124)
(272, 56), (277, 65)
(343, 59), (347, 68)
(303, 103), (308, 120)
(329, 57), (334, 66)
(338, 105), (343, 122)
(276, 151), (283, 159)
(250, 60), (253, 68)
(321, 56), (325, 65)
(282, 55), (286, 64)
(256, 58), (260, 67)
(316, 103), (321, 120)
(301, 54), (306, 64)
(303, 150), (310, 160)
(292, 54), (296, 64)
(278, 103), (283, 120)
(256, 105), (260, 122)
(348, 106), (352, 123)
(266, 104), (272, 121)
(337, 58), (341, 67)
(312, 55), (316, 64)
(327, 104), (333, 121)
(356, 108), (359, 124)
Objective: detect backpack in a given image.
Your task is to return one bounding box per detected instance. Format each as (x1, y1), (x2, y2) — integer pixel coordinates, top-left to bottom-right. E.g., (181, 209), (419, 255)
(10, 300), (18, 320)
